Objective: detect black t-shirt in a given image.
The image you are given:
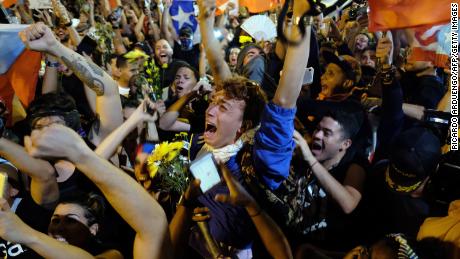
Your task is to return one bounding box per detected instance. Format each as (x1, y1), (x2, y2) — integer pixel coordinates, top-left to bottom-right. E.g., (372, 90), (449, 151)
(178, 97), (208, 134)
(286, 154), (370, 251)
(361, 160), (431, 243)
(60, 74), (96, 133)
(158, 59), (181, 89)
(0, 196), (52, 258)
(400, 72), (445, 109)
(172, 43), (200, 70)
(57, 139), (100, 200)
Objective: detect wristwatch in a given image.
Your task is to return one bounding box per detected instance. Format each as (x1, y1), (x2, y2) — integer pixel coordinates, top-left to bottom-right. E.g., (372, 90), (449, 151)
(46, 60), (60, 68)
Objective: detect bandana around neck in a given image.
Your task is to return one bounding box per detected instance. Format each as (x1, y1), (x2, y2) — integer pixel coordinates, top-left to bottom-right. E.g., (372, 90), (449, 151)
(198, 126), (259, 163)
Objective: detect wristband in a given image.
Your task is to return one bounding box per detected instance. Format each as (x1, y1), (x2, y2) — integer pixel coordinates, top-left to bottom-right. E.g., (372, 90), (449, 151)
(46, 60), (60, 68)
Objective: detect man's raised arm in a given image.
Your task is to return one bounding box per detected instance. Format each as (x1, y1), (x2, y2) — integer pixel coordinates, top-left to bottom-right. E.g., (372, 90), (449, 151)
(196, 0), (232, 84)
(273, 1), (312, 108)
(27, 124), (171, 259)
(20, 23), (123, 144)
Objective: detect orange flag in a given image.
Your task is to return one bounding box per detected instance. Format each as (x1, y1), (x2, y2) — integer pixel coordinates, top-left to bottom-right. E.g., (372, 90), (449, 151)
(368, 0), (454, 32)
(239, 0), (281, 13)
(108, 0), (118, 9)
(1, 0), (17, 8)
(0, 50), (41, 125)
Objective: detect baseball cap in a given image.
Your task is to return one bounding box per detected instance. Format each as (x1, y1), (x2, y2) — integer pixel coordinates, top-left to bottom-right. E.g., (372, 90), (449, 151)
(385, 127), (441, 193)
(323, 51), (361, 83)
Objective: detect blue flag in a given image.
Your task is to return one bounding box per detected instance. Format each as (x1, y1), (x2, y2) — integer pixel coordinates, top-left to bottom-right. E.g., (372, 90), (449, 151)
(169, 0), (198, 36)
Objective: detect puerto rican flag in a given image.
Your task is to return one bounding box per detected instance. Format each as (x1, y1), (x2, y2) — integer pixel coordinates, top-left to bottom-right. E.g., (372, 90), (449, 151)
(368, 0), (452, 32)
(169, 0), (201, 44)
(405, 24), (454, 69)
(0, 24), (41, 124)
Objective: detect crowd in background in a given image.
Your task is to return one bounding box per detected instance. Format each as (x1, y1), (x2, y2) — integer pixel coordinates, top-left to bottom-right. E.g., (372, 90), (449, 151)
(0, 0), (458, 258)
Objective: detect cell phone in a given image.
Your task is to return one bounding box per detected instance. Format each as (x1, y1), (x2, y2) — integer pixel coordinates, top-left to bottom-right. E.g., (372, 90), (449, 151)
(0, 172), (8, 199)
(111, 7), (123, 22)
(189, 153), (221, 193)
(302, 67), (314, 85)
(213, 29), (224, 42)
(76, 35), (98, 56)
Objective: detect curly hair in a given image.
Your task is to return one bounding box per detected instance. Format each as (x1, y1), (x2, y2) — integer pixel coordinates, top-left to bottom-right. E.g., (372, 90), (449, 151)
(217, 76), (268, 128)
(27, 92), (81, 131)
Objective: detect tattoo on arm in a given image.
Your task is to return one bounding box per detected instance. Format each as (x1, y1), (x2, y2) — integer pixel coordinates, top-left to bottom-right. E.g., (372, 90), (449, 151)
(61, 55), (105, 96)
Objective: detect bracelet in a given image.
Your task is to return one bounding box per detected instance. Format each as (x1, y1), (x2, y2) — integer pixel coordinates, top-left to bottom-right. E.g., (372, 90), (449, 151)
(248, 205), (263, 217)
(46, 60), (60, 68)
(309, 160), (319, 168)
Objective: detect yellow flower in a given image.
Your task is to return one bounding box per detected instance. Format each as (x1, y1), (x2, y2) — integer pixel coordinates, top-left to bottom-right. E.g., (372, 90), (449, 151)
(168, 141), (183, 152)
(239, 35), (253, 44)
(166, 150), (179, 162)
(154, 142), (169, 161)
(162, 63), (168, 69)
(149, 141), (169, 161)
(147, 163), (159, 178)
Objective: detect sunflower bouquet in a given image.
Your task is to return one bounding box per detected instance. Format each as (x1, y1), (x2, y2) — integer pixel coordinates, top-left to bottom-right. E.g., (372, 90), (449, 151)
(146, 133), (190, 195)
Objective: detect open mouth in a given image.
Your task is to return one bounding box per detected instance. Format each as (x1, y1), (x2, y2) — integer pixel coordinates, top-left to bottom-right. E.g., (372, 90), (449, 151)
(159, 54), (168, 61)
(53, 235), (68, 244)
(311, 141), (323, 156)
(204, 122), (217, 139)
(176, 85), (184, 92)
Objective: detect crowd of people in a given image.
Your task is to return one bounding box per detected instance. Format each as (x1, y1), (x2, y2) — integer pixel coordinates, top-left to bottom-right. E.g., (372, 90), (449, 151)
(0, 0), (458, 258)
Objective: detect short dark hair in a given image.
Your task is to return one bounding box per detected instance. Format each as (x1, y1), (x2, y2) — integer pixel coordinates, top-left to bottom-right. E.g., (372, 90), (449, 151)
(218, 76), (268, 127)
(27, 92), (81, 130)
(116, 55), (129, 69)
(173, 61), (199, 82)
(59, 192), (106, 227)
(325, 109), (363, 140)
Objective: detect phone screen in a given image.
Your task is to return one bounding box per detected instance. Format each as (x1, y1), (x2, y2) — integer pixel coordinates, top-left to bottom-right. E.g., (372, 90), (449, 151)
(0, 172), (8, 199)
(190, 153), (221, 193)
(302, 67), (314, 85)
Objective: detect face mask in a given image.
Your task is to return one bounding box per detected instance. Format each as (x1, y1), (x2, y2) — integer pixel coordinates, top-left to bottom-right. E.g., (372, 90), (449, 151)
(48, 215), (95, 250)
(180, 37), (193, 51)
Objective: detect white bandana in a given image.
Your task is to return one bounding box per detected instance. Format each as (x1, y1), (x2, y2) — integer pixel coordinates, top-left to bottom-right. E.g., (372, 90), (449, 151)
(197, 126), (260, 163)
(118, 86), (130, 97)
